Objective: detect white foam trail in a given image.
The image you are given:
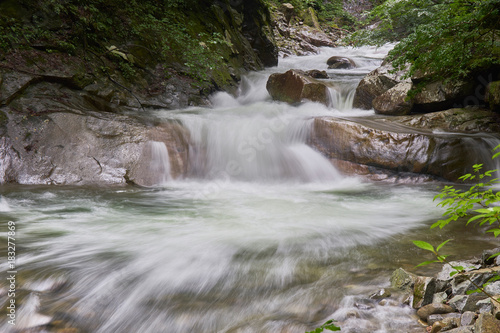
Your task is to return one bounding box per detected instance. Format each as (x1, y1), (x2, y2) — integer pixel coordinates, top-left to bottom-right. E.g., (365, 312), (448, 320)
(149, 141), (172, 185)
(0, 196), (11, 212)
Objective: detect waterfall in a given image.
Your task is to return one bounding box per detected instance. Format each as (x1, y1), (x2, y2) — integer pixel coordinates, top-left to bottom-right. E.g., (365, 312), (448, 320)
(178, 106), (341, 183)
(149, 141), (172, 185)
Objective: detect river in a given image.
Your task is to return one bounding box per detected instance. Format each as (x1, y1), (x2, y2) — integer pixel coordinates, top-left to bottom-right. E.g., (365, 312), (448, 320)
(0, 45), (497, 333)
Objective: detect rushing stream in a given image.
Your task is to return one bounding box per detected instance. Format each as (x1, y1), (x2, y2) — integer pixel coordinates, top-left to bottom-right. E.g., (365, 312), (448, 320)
(1, 46), (498, 333)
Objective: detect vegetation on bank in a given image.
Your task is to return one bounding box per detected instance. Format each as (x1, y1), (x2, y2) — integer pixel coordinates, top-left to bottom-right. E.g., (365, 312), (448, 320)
(348, 0), (500, 83)
(0, 0), (250, 88)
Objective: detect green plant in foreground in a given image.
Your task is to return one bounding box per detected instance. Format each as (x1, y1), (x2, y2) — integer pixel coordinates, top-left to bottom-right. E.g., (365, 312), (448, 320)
(413, 144), (500, 303)
(306, 319), (341, 333)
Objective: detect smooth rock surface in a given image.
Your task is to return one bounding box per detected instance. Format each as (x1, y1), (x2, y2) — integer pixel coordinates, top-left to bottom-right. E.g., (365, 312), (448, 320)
(266, 69), (330, 105)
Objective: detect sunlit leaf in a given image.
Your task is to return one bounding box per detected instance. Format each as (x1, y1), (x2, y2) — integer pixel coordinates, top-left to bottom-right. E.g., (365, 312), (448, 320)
(413, 241), (435, 252)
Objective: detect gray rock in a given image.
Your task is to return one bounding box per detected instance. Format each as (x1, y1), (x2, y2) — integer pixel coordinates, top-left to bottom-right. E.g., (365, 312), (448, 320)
(369, 288), (392, 300)
(451, 267), (500, 295)
(476, 298), (493, 314)
(449, 295), (469, 312)
(373, 82), (413, 115)
(309, 113), (500, 182)
(444, 326), (474, 333)
(481, 248), (500, 266)
(475, 313), (500, 333)
(461, 311), (477, 326)
(433, 291), (448, 304)
(428, 313), (461, 326)
(485, 282), (500, 296)
(327, 56), (356, 69)
(437, 260), (481, 281)
(0, 111), (188, 186)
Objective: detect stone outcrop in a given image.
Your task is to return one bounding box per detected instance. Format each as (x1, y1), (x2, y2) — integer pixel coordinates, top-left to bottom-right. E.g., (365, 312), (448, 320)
(327, 56), (356, 69)
(0, 58), (190, 186)
(352, 62), (487, 115)
(266, 69), (330, 105)
(389, 248), (500, 332)
(352, 63), (408, 110)
(485, 81), (500, 112)
(309, 108), (500, 181)
(270, 3), (344, 57)
(0, 110), (188, 186)
(372, 82), (413, 115)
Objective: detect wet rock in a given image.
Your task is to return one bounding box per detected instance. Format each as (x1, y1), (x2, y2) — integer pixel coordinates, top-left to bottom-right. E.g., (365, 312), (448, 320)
(390, 268), (416, 293)
(485, 81), (500, 112)
(309, 113), (499, 182)
(369, 288), (391, 300)
(305, 69), (328, 79)
(475, 313), (500, 333)
(413, 80), (475, 113)
(353, 63), (409, 109)
(373, 82), (413, 115)
(417, 303), (454, 321)
(0, 111), (189, 186)
(266, 69), (330, 105)
(327, 56), (356, 69)
(390, 107), (500, 133)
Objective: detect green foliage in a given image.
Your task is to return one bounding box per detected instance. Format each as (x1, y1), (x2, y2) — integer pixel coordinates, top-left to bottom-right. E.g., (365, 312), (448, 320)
(306, 319), (341, 333)
(264, 0), (359, 30)
(348, 0), (500, 82)
(414, 144), (500, 303)
(0, 0), (231, 84)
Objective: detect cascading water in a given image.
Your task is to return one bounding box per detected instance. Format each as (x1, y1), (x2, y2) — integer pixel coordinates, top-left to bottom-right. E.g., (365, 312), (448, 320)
(1, 45), (498, 333)
(149, 141), (172, 185)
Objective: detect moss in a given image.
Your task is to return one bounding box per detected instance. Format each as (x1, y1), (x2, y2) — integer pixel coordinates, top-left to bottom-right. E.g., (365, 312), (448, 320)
(0, 110), (8, 127)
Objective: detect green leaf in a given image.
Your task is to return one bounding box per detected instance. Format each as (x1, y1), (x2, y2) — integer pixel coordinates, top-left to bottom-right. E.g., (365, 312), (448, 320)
(488, 252), (500, 260)
(416, 260), (439, 267)
(412, 241), (435, 252)
(436, 239), (452, 252)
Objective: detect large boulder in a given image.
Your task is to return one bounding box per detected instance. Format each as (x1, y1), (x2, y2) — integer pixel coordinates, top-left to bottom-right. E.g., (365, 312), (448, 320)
(327, 56), (356, 69)
(309, 108), (500, 181)
(412, 80), (475, 113)
(372, 82), (413, 115)
(352, 63), (408, 109)
(0, 111), (188, 186)
(485, 81), (500, 112)
(266, 69), (330, 105)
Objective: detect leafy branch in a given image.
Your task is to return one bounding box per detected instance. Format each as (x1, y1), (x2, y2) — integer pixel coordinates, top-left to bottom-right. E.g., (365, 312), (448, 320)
(413, 239), (500, 305)
(306, 319), (341, 333)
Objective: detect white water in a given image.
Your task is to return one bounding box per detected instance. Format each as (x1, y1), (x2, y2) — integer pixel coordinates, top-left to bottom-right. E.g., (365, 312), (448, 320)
(0, 45), (496, 333)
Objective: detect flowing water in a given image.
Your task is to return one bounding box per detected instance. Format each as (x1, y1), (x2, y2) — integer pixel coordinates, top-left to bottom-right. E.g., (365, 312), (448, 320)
(1, 46), (499, 333)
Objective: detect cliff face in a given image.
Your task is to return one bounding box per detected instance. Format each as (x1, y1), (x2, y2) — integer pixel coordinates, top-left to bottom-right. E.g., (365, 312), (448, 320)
(0, 0), (278, 185)
(0, 0), (277, 111)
